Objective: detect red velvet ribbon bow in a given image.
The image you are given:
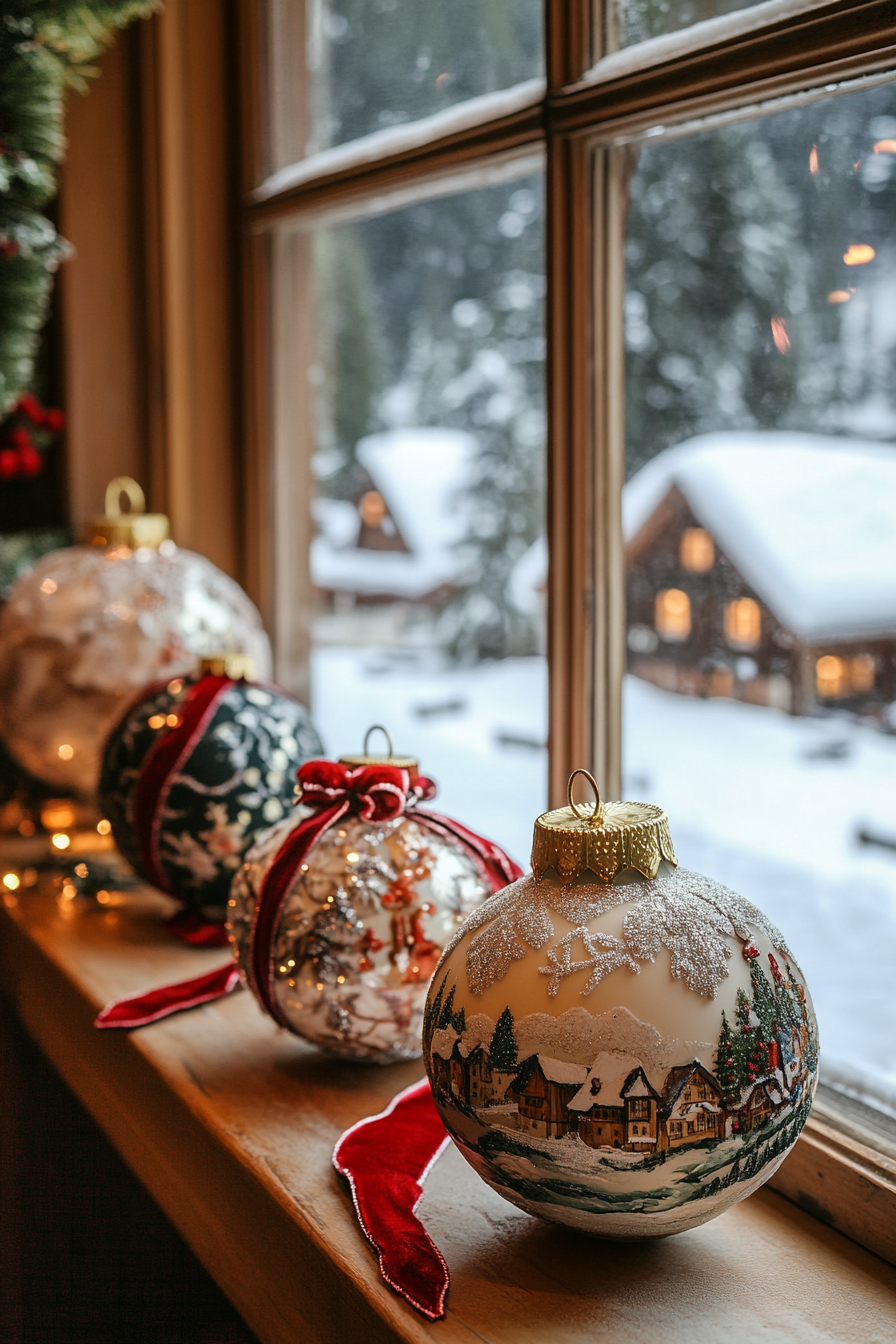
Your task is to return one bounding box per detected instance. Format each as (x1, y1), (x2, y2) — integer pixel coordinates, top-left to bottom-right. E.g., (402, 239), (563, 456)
(96, 760), (521, 1031)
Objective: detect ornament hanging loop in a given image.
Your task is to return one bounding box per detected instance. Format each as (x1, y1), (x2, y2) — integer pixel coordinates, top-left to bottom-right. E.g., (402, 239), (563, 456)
(567, 769), (604, 826)
(363, 724), (395, 759)
(105, 476), (146, 518)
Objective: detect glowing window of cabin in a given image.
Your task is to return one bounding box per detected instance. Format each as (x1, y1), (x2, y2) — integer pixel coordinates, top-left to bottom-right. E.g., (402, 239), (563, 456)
(680, 526), (715, 572)
(725, 597), (761, 650)
(359, 489), (387, 528)
(850, 654), (876, 694)
(655, 588), (691, 642)
(816, 655), (846, 698)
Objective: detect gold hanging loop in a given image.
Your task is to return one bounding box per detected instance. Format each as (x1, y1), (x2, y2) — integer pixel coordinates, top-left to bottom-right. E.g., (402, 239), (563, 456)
(104, 476), (146, 518)
(363, 724), (395, 758)
(567, 768), (603, 824)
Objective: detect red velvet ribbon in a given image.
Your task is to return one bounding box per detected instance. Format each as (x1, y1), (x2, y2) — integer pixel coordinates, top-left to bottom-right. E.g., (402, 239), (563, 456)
(95, 961), (241, 1029)
(94, 759), (521, 1031)
(333, 1077), (451, 1320)
(132, 674), (233, 894)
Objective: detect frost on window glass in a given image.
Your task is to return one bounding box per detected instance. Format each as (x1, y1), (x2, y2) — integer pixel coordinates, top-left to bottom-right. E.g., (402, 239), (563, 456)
(621, 86), (896, 1115)
(610, 0), (767, 51)
(281, 0), (543, 159)
(308, 174), (546, 863)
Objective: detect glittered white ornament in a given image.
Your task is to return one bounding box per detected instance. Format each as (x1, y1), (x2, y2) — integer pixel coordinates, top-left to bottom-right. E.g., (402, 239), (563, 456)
(424, 771), (818, 1238)
(228, 735), (521, 1064)
(0, 479), (271, 797)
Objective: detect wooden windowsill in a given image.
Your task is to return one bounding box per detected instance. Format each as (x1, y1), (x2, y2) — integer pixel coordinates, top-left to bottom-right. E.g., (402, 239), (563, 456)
(1, 880), (895, 1344)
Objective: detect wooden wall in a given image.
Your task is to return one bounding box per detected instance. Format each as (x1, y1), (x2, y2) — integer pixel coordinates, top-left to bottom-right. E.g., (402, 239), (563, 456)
(57, 2), (243, 583)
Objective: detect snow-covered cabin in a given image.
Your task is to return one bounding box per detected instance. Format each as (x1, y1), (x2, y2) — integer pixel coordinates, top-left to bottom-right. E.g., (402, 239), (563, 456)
(624, 433), (896, 716)
(507, 1055), (588, 1139)
(660, 1061), (725, 1149)
(311, 428), (476, 606)
(568, 1053), (661, 1150)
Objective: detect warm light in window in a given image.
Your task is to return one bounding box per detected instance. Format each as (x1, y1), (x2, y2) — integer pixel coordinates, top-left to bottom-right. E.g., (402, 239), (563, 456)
(655, 589), (691, 642)
(843, 244), (875, 266)
(57, 743), (74, 760)
(827, 290), (851, 304)
(809, 144), (819, 174)
(359, 489), (387, 528)
(874, 139), (896, 154)
(51, 833), (71, 851)
(849, 653), (876, 694)
(680, 527), (714, 573)
(816, 655), (845, 698)
(725, 597), (761, 650)
(770, 315), (790, 353)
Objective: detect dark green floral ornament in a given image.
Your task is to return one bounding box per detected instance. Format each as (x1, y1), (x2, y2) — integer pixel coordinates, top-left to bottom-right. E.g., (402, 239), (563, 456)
(99, 666), (323, 913)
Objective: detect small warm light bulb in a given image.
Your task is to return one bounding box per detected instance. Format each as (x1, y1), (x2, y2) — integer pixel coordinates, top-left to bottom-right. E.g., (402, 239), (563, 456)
(96, 889), (111, 904)
(40, 577), (58, 595)
(2, 872), (20, 891)
(843, 244), (875, 266)
(345, 852), (360, 863)
(51, 833), (71, 851)
(97, 819), (112, 836)
(166, 714), (179, 728)
(148, 714), (166, 730)
(57, 744), (74, 761)
(827, 290), (851, 304)
(809, 144), (819, 174)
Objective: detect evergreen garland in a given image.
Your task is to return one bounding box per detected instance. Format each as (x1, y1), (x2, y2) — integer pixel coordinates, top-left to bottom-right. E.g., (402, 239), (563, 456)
(0, 2), (157, 412)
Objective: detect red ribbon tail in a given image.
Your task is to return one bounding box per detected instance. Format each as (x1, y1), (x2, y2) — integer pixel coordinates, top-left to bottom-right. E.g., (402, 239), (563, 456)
(415, 809), (523, 892)
(333, 1078), (450, 1321)
(94, 961), (241, 1029)
(163, 909), (232, 947)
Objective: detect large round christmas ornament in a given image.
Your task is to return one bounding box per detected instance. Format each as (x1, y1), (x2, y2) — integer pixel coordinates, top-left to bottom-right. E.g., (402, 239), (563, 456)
(99, 659), (323, 913)
(228, 733), (522, 1063)
(0, 478), (272, 797)
(424, 771), (818, 1238)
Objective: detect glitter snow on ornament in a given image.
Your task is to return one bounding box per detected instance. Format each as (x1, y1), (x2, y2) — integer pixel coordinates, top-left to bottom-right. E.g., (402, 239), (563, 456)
(424, 866), (819, 1238)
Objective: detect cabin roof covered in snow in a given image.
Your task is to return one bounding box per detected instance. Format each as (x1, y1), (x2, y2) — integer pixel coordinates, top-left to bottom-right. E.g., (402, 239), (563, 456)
(538, 1056), (590, 1086)
(624, 432), (896, 642)
(568, 1053), (645, 1111)
(311, 428), (476, 600)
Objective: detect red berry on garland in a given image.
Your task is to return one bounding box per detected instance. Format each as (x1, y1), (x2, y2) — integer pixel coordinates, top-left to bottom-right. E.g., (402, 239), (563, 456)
(44, 408), (65, 433)
(0, 449), (18, 478)
(18, 444), (42, 476)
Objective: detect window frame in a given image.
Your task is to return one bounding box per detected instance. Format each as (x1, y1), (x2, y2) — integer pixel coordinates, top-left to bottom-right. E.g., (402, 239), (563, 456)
(235, 0), (896, 1261)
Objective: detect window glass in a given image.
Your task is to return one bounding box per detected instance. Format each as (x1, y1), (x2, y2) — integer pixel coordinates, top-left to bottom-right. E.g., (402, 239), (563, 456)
(306, 172), (546, 864)
(267, 0), (543, 169)
(610, 0), (768, 50)
(621, 84), (896, 1115)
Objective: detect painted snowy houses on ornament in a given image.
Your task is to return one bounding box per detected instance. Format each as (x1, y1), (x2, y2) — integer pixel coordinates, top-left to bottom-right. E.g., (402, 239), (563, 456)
(423, 771), (818, 1239)
(99, 658), (323, 912)
(227, 729), (521, 1063)
(0, 478), (272, 796)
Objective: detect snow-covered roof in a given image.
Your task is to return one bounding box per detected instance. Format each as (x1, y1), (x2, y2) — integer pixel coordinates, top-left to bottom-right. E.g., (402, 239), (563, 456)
(311, 428), (477, 601)
(568, 1053), (643, 1111)
(538, 1056), (589, 1086)
(624, 432), (896, 642)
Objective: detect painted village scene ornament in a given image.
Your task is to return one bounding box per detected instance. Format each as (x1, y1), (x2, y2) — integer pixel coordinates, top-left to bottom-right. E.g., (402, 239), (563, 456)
(424, 770), (818, 1238)
(228, 727), (521, 1064)
(99, 656), (323, 914)
(0, 478), (272, 797)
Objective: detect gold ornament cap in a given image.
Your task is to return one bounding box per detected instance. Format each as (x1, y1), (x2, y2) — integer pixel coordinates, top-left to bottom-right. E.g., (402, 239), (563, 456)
(198, 654), (255, 681)
(339, 724), (419, 777)
(532, 769), (677, 884)
(83, 477), (170, 550)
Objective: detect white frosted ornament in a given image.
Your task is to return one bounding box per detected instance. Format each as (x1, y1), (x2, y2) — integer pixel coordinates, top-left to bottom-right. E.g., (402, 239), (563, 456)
(0, 478), (271, 797)
(424, 771), (818, 1239)
(228, 729), (521, 1064)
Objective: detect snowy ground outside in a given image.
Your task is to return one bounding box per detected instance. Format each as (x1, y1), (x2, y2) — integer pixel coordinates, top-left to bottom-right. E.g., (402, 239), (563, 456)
(311, 647), (896, 1107)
